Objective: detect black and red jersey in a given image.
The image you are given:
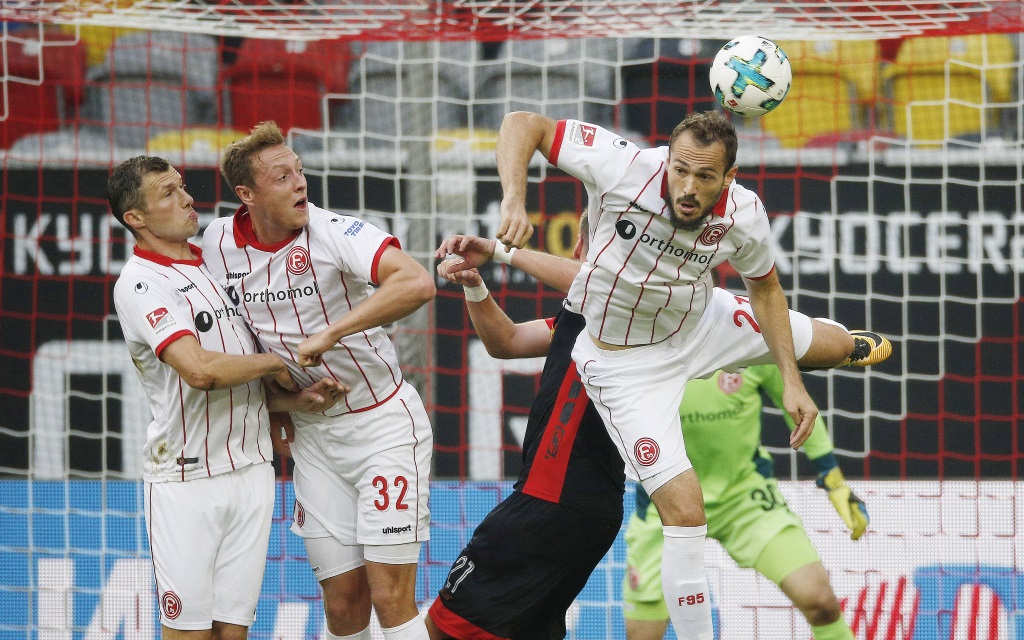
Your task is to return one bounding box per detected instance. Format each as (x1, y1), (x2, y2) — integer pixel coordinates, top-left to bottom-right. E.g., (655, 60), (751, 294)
(514, 308), (625, 519)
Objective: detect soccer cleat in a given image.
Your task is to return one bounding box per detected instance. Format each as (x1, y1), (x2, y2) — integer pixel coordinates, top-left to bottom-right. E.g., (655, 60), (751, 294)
(844, 331), (892, 366)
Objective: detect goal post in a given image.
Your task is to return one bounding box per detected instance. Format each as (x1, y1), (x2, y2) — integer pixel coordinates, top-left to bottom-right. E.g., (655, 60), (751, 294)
(1, 4), (1024, 637)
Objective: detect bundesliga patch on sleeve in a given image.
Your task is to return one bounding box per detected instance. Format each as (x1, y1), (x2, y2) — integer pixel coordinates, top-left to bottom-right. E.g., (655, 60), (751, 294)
(145, 307), (175, 331)
(568, 122), (597, 147)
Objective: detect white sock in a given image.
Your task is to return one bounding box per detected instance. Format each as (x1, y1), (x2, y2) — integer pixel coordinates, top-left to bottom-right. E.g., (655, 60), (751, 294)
(326, 626), (371, 640)
(662, 525), (714, 640)
(382, 615), (429, 640)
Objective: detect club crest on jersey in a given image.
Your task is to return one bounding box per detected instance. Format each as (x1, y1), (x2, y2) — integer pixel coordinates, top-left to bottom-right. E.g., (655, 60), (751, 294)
(287, 246), (311, 275)
(146, 307), (170, 330)
(634, 437), (660, 466)
(569, 122), (597, 147)
(161, 591), (182, 619)
(698, 224), (728, 246)
(294, 501), (305, 528)
(718, 372), (743, 394)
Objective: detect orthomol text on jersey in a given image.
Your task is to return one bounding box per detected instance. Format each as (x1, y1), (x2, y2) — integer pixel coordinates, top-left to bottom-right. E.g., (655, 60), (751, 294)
(234, 281), (322, 304)
(614, 219), (725, 263)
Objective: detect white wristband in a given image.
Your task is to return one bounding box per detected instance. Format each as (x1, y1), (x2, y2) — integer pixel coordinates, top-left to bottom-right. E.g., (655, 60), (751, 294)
(492, 242), (517, 265)
(463, 282), (489, 303)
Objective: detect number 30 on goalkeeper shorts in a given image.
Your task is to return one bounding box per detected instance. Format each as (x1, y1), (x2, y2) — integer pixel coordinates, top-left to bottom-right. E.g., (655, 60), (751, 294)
(679, 593), (705, 606)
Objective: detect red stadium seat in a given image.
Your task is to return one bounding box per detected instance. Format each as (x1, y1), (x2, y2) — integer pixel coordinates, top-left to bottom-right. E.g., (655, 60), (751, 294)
(0, 31), (86, 148)
(222, 38), (352, 133)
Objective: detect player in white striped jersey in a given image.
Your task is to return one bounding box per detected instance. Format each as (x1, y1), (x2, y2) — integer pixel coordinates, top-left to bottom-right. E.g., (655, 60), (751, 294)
(109, 156), (347, 640)
(480, 111), (892, 640)
(205, 122), (436, 640)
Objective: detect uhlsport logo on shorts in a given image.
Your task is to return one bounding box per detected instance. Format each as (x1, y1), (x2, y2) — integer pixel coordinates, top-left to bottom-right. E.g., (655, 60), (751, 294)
(287, 246), (311, 275)
(161, 591), (182, 619)
(634, 438), (660, 466)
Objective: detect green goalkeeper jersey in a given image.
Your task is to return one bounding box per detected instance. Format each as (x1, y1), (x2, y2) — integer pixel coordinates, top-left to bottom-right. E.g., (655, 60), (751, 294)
(680, 364), (834, 505)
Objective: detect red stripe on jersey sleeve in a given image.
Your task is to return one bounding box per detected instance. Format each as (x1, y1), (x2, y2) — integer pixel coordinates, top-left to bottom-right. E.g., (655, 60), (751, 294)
(370, 237), (401, 285)
(428, 599), (508, 640)
(549, 119), (567, 167)
(522, 365), (589, 503)
(748, 263), (777, 280)
(155, 330), (195, 359)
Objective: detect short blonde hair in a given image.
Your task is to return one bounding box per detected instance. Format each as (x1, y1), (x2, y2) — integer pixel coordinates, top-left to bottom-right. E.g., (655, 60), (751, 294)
(220, 121), (285, 190)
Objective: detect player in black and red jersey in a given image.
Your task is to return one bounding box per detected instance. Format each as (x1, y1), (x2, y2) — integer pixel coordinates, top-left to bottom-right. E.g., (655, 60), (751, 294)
(427, 214), (625, 640)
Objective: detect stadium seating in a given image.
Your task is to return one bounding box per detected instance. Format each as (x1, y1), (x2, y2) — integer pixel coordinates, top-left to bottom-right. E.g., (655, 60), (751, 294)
(883, 34), (1016, 144)
(0, 31), (86, 149)
(222, 38), (352, 134)
(761, 39), (880, 148)
(619, 38), (717, 143)
(472, 39), (617, 132)
(83, 31), (220, 148)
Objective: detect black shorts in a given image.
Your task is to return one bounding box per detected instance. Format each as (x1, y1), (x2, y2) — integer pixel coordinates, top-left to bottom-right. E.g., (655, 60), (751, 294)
(428, 491), (621, 640)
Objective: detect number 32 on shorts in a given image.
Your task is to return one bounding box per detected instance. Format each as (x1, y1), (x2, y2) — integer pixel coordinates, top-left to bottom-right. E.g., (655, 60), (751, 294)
(372, 475), (410, 511)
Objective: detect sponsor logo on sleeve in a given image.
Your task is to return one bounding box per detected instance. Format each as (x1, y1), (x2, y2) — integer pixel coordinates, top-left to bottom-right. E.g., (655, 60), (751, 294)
(287, 246), (311, 275)
(613, 138), (628, 149)
(145, 308), (170, 330)
(344, 220), (365, 237)
(133, 282), (148, 294)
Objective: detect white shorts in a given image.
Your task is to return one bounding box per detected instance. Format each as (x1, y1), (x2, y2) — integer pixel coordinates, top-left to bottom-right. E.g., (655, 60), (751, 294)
(144, 462), (274, 630)
(288, 382), (432, 548)
(572, 287), (813, 495)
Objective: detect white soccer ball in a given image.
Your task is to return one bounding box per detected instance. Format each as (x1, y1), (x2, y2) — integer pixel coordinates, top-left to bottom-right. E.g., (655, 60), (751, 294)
(710, 35), (792, 117)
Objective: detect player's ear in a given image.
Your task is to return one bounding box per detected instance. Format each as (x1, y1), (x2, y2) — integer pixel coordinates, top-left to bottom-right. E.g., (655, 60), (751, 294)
(723, 165), (739, 188)
(235, 184), (254, 206)
(122, 207), (147, 232)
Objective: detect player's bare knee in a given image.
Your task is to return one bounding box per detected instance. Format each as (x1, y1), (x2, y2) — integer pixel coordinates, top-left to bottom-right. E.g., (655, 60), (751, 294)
(649, 469), (706, 527)
(321, 572), (372, 632)
(798, 588), (843, 627)
(210, 622), (248, 640)
(799, 320), (855, 368)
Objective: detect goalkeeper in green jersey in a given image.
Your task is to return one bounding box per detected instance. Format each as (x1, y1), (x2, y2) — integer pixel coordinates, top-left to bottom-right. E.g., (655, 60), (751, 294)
(622, 365), (867, 640)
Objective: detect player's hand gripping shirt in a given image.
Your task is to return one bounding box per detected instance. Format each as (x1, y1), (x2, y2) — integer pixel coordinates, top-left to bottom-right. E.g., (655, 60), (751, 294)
(551, 119), (777, 346)
(113, 244), (271, 482)
(203, 203), (403, 415)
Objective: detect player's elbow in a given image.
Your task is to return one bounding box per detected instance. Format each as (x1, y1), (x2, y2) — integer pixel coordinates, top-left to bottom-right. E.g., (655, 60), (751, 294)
(180, 368), (218, 391)
(409, 270), (436, 307)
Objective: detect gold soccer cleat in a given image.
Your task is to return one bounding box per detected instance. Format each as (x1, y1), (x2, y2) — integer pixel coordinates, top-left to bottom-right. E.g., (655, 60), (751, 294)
(844, 331), (892, 366)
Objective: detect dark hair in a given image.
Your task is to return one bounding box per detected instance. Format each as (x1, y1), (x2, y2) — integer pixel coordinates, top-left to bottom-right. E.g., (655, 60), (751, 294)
(107, 155), (171, 234)
(220, 121), (286, 191)
(668, 111), (738, 171)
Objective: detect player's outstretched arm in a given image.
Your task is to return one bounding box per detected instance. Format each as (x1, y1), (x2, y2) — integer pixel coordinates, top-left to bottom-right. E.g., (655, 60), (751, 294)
(495, 112), (557, 249)
(297, 246), (435, 367)
(743, 270), (817, 448)
(436, 234), (582, 293)
(438, 260), (553, 359)
(161, 335), (297, 392)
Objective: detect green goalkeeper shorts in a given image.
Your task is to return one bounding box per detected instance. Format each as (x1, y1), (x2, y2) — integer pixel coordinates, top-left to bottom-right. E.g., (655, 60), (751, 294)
(622, 473), (822, 621)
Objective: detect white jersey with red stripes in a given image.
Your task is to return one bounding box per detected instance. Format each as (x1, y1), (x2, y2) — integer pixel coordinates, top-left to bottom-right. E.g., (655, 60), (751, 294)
(551, 119), (776, 346)
(113, 244), (272, 483)
(202, 203), (405, 415)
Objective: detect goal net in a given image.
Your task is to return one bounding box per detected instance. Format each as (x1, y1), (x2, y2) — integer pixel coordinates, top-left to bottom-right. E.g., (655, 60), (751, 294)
(2, 3), (1023, 638)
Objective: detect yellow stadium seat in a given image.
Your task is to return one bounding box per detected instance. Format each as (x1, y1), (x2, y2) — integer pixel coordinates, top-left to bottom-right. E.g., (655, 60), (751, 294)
(147, 128), (247, 155)
(762, 40), (880, 148)
(883, 34), (1015, 144)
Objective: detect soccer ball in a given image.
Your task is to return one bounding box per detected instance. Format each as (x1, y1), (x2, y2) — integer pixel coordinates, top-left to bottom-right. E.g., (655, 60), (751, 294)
(710, 36), (792, 117)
